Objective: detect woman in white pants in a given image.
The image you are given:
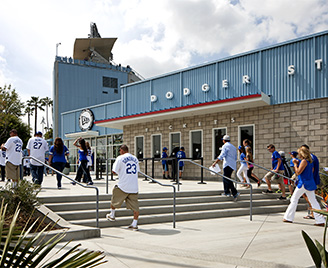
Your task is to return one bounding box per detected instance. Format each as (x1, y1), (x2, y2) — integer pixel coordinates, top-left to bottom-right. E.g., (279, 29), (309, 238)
(237, 146), (250, 187)
(283, 147), (325, 226)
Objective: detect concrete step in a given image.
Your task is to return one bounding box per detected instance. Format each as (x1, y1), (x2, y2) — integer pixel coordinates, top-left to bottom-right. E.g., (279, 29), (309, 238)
(69, 204), (308, 228)
(43, 191), (281, 212)
(58, 199), (293, 221)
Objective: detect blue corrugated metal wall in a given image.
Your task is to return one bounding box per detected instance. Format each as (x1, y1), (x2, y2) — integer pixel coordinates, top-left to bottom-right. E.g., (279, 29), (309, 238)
(56, 61), (127, 137)
(121, 31), (328, 117)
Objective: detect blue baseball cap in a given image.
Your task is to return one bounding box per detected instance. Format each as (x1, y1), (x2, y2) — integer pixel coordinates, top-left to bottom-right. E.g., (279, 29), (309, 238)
(238, 145), (243, 150)
(163, 147), (168, 151)
(289, 151), (298, 157)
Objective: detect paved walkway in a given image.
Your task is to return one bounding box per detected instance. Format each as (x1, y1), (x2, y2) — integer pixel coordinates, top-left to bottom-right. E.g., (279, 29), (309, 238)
(20, 173), (325, 267)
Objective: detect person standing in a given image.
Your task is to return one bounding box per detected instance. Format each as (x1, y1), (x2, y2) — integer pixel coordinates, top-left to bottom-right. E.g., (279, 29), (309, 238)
(0, 148), (6, 181)
(162, 147), (169, 179)
(283, 146), (325, 226)
(1, 129), (23, 187)
(176, 147), (186, 182)
(106, 144), (140, 230)
(72, 137), (93, 185)
(236, 146), (249, 187)
(262, 144), (286, 200)
(48, 137), (69, 189)
(212, 135), (240, 201)
(27, 131), (49, 185)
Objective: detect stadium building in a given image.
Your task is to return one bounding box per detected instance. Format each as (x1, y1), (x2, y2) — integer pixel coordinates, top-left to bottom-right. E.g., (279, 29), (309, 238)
(54, 26), (328, 178)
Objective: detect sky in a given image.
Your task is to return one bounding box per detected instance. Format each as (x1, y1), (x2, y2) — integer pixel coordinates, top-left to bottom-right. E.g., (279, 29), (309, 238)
(1, 0), (328, 130)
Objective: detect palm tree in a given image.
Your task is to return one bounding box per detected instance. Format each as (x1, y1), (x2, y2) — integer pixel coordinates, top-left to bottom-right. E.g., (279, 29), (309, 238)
(24, 106), (33, 132)
(26, 96), (44, 133)
(41, 97), (53, 129)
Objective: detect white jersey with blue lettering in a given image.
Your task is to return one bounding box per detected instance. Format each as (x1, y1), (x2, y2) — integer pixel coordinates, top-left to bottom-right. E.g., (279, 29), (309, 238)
(27, 137), (49, 166)
(4, 136), (23, 165)
(113, 153), (139, 193)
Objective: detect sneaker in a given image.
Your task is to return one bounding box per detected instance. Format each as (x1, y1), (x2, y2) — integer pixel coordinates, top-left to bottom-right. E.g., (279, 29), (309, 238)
(58, 186), (62, 190)
(262, 190), (273, 194)
(287, 194), (292, 199)
(87, 182), (94, 185)
(221, 193), (231, 197)
(276, 189), (282, 193)
(233, 192), (240, 201)
(128, 224), (138, 230)
(71, 181), (76, 185)
(257, 181), (262, 187)
(106, 214), (115, 221)
(277, 196), (287, 200)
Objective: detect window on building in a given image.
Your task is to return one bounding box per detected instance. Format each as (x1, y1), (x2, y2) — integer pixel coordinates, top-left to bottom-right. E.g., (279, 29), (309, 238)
(238, 124), (255, 155)
(135, 136), (144, 159)
(190, 130), (202, 159)
(102, 76), (118, 88)
(213, 128), (227, 159)
(152, 134), (161, 158)
(170, 132), (180, 155)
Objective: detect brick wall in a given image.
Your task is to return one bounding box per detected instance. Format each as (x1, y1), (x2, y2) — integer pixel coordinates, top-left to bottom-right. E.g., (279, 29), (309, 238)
(124, 98), (328, 180)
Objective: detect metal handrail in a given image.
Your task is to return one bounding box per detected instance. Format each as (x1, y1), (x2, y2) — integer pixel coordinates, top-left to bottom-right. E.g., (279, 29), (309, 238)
(320, 172), (328, 177)
(178, 159), (253, 221)
(24, 156), (100, 228)
(138, 171), (176, 228)
(237, 159), (295, 182)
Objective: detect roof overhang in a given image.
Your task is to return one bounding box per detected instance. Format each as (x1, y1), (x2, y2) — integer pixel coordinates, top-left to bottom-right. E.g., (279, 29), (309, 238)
(95, 93), (271, 130)
(65, 130), (99, 139)
(73, 38), (117, 61)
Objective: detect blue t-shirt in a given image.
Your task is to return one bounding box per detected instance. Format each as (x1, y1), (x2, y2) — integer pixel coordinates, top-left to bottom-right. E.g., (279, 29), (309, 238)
(272, 151), (284, 170)
(78, 149), (88, 161)
(290, 158), (300, 168)
(162, 151), (168, 165)
(176, 150), (186, 167)
(311, 153), (320, 185)
(240, 153), (246, 166)
(296, 160), (316, 191)
(49, 145), (69, 163)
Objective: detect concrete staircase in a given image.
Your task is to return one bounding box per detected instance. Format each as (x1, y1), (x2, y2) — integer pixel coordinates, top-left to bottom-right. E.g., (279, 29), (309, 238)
(39, 189), (308, 228)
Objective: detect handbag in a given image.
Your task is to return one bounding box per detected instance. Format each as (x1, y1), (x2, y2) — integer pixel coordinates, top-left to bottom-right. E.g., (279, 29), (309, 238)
(65, 162), (70, 168)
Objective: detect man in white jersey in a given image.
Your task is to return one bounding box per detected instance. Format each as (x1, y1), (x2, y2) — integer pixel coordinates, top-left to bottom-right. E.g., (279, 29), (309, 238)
(106, 144), (140, 229)
(27, 131), (49, 185)
(0, 148), (6, 181)
(1, 129), (23, 187)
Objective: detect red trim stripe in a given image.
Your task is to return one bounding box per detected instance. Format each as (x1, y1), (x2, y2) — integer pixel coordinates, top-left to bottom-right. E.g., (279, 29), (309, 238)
(95, 94), (262, 124)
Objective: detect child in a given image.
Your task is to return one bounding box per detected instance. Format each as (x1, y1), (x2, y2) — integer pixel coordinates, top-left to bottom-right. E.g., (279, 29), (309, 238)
(245, 147), (262, 187)
(237, 146), (250, 187)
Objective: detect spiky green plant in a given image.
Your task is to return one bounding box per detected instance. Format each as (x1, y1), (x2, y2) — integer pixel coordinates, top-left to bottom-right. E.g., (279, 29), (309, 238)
(0, 200), (107, 267)
(302, 204), (328, 268)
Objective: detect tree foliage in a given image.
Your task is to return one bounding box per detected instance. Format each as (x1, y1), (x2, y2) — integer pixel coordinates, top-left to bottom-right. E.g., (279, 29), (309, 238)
(26, 96), (45, 133)
(0, 85), (31, 145)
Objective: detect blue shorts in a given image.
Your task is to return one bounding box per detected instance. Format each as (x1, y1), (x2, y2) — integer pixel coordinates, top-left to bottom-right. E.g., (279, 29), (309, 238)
(162, 163), (168, 171)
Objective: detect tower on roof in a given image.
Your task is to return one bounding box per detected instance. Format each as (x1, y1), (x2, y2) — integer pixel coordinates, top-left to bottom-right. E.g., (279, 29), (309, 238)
(73, 22), (116, 64)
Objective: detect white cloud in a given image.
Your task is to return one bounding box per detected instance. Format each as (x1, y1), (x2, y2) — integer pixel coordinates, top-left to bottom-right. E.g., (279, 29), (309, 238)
(0, 0), (328, 98)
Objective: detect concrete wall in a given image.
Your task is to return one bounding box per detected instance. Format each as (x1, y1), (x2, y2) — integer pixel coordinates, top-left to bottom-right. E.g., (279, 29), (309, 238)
(123, 98), (327, 180)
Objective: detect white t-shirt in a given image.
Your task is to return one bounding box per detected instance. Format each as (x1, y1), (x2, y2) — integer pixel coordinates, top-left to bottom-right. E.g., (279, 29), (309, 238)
(0, 149), (6, 166)
(26, 137), (49, 166)
(112, 153), (140, 193)
(4, 136), (23, 166)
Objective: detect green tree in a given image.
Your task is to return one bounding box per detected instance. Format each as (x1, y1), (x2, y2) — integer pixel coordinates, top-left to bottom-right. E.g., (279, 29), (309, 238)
(0, 85), (29, 144)
(41, 96), (53, 129)
(24, 106), (34, 134)
(26, 96), (44, 133)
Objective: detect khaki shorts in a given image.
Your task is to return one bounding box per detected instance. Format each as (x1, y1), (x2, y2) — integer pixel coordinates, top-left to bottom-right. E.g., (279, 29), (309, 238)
(111, 185), (139, 212)
(5, 161), (20, 181)
(264, 170), (284, 184)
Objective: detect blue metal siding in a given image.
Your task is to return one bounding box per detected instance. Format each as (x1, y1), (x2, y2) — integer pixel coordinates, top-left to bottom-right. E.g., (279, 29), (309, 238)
(120, 31), (327, 117)
(125, 81), (151, 115)
(182, 65), (216, 105)
(152, 74), (180, 110)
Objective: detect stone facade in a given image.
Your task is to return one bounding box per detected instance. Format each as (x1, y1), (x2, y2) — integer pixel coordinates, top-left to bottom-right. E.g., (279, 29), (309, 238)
(123, 98), (328, 180)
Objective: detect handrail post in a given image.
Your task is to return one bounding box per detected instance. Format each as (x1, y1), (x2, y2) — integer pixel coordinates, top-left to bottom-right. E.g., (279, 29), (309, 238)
(143, 158), (149, 181)
(106, 158), (108, 194)
(198, 157), (206, 184)
(152, 157), (155, 179)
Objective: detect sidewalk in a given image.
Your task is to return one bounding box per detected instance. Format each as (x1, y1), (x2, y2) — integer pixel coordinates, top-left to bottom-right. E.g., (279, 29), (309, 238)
(21, 174), (324, 267)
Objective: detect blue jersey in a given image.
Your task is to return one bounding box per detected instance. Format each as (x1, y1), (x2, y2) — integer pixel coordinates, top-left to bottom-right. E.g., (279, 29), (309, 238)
(162, 151), (168, 165)
(176, 151), (186, 167)
(272, 151), (284, 170)
(49, 145), (69, 163)
(240, 153), (246, 166)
